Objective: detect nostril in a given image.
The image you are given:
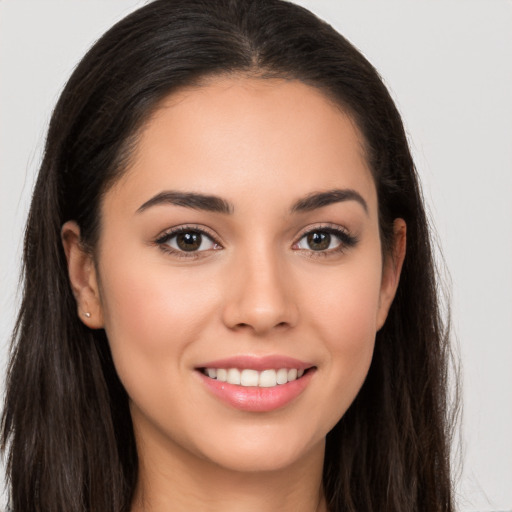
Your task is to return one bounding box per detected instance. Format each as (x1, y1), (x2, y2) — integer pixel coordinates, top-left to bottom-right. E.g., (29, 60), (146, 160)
(233, 320), (291, 331)
(222, 293), (299, 333)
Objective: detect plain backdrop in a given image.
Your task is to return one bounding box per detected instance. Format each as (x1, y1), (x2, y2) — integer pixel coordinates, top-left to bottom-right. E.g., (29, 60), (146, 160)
(0, 1), (511, 511)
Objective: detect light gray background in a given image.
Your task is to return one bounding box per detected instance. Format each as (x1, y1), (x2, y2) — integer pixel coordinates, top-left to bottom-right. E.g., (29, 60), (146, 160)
(0, 1), (511, 511)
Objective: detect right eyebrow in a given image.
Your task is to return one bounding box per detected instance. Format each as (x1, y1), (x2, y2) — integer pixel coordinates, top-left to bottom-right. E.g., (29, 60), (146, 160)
(136, 190), (234, 215)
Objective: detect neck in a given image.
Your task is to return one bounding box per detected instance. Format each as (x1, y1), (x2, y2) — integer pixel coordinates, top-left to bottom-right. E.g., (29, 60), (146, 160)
(131, 429), (327, 512)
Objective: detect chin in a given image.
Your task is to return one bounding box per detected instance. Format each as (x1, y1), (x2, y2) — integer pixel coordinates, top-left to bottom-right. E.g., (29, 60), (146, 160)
(193, 425), (326, 474)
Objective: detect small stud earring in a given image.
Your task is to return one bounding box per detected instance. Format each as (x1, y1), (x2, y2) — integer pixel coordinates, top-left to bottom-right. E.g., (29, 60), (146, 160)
(84, 312), (91, 318)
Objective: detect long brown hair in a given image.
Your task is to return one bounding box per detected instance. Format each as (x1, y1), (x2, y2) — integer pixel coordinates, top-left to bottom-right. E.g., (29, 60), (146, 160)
(2, 1), (457, 510)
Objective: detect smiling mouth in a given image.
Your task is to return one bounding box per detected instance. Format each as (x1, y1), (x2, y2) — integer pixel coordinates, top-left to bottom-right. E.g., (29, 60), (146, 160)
(200, 367), (313, 388)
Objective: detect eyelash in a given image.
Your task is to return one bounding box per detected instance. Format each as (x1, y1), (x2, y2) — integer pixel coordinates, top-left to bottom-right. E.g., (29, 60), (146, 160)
(155, 225), (221, 259)
(293, 224), (359, 259)
(154, 224), (358, 260)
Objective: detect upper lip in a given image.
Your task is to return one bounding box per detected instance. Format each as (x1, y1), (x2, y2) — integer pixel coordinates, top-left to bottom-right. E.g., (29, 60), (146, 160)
(196, 355), (314, 371)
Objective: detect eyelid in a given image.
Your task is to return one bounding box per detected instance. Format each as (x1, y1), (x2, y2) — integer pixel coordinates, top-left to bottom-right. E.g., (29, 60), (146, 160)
(293, 222), (351, 241)
(155, 224), (220, 244)
(154, 224), (223, 258)
(292, 222), (358, 255)
(152, 222), (357, 260)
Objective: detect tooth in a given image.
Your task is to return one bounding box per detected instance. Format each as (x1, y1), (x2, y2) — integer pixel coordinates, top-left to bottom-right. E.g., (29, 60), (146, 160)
(240, 369), (259, 387)
(209, 367), (304, 387)
(227, 368), (241, 385)
(276, 368), (288, 385)
(259, 369), (277, 387)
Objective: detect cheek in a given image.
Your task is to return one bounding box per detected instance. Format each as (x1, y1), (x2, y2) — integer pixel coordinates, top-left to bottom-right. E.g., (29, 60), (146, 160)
(320, 280), (379, 376)
(301, 255), (382, 421)
(97, 253), (220, 380)
(309, 256), (382, 349)
(96, 256), (227, 446)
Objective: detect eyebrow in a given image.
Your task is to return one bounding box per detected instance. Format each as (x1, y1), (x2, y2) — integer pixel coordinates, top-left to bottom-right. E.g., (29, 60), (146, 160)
(290, 189), (368, 214)
(136, 191), (233, 214)
(136, 187), (368, 216)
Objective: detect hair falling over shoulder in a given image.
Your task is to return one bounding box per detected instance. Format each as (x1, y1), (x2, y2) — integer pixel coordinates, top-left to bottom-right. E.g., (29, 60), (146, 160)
(1, 1), (458, 511)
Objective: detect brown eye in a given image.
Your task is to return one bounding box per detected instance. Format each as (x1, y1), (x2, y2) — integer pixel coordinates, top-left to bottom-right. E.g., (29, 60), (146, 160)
(295, 227), (353, 253)
(176, 232), (203, 251)
(160, 229), (218, 253)
(306, 231), (331, 251)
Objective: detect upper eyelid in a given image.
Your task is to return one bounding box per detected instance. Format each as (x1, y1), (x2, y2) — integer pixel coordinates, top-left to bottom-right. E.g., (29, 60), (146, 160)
(294, 222), (351, 240)
(293, 224), (358, 255)
(154, 226), (222, 259)
(155, 224), (222, 245)
(153, 222), (354, 249)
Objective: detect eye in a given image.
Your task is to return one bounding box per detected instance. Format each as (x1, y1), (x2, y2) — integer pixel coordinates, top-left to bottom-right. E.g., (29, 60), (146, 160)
(297, 231), (341, 251)
(294, 226), (358, 254)
(297, 231), (340, 251)
(156, 227), (220, 255)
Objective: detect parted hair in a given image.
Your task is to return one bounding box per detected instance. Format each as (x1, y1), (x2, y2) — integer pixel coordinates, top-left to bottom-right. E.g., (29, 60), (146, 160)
(1, 1), (456, 511)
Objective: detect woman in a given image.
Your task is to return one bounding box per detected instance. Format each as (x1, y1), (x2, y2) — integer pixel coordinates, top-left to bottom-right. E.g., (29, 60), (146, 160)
(1, 0), (455, 511)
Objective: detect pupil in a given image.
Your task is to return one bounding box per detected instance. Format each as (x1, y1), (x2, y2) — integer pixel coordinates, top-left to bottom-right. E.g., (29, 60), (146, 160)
(177, 232), (201, 251)
(307, 231), (330, 251)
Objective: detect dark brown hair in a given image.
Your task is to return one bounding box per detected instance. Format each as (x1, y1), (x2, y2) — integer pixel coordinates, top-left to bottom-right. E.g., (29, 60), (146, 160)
(1, 1), (457, 510)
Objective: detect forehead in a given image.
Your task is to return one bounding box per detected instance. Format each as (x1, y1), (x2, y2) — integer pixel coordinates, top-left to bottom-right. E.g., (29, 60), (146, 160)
(109, 76), (377, 216)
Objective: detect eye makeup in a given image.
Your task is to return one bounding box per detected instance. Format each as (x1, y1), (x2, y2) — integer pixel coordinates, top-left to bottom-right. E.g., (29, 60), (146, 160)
(293, 223), (359, 259)
(153, 222), (359, 261)
(154, 224), (222, 259)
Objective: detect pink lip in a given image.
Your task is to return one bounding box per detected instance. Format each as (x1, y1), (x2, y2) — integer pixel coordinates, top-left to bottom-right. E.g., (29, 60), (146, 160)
(196, 355), (313, 372)
(195, 355), (316, 413)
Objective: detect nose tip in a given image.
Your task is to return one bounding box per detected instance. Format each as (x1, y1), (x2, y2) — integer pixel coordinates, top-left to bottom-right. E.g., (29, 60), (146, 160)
(228, 306), (293, 335)
(221, 257), (298, 335)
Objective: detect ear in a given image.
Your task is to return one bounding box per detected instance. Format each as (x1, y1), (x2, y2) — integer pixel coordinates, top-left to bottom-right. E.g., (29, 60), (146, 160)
(61, 221), (104, 329)
(376, 218), (406, 330)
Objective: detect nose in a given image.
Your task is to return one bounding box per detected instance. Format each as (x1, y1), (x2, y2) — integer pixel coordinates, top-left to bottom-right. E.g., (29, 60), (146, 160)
(221, 247), (299, 335)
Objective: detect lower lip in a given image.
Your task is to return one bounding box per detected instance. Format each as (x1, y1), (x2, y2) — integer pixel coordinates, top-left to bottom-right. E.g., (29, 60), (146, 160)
(197, 369), (315, 412)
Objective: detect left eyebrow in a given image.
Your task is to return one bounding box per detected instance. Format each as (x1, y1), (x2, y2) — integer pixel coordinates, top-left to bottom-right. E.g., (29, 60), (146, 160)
(290, 188), (368, 215)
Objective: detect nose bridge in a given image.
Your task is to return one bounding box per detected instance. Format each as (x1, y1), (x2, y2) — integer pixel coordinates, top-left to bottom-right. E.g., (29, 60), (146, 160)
(222, 239), (298, 334)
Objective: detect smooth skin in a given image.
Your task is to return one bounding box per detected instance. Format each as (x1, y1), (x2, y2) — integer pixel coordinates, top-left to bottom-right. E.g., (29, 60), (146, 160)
(62, 77), (406, 512)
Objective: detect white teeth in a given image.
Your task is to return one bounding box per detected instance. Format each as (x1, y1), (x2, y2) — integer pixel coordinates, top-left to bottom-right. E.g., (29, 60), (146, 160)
(227, 368), (241, 385)
(203, 367), (308, 387)
(240, 369), (259, 386)
(259, 369), (277, 387)
(287, 368), (298, 381)
(276, 368), (288, 385)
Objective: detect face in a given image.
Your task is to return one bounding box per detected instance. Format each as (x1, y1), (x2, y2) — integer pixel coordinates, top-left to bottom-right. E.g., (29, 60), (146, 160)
(64, 77), (404, 474)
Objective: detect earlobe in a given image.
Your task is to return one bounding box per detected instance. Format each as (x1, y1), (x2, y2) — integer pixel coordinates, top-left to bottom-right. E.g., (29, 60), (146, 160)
(376, 219), (407, 330)
(61, 221), (104, 329)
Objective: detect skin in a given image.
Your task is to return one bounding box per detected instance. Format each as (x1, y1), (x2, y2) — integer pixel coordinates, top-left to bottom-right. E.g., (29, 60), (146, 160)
(62, 77), (406, 512)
